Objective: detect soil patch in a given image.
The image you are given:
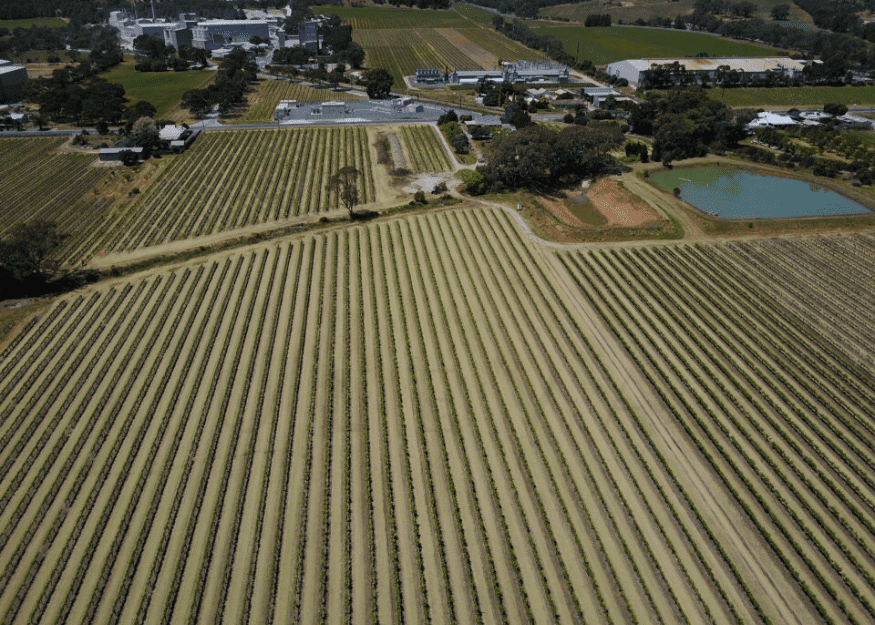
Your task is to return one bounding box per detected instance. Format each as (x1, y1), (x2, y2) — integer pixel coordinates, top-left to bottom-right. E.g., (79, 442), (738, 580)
(587, 177), (661, 226)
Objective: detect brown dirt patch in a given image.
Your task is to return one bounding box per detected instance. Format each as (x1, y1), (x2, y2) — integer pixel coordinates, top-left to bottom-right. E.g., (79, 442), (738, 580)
(536, 194), (605, 228)
(587, 177), (661, 226)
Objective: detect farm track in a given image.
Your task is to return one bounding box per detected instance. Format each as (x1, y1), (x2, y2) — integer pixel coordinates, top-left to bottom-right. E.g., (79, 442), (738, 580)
(0, 208), (873, 625)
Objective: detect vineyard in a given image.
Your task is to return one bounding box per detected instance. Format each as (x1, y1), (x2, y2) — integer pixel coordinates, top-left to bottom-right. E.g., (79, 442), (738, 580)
(0, 137), (115, 265)
(230, 79), (367, 124)
(318, 5), (533, 86)
(1, 206), (873, 625)
(105, 127), (377, 254)
(397, 125), (454, 173)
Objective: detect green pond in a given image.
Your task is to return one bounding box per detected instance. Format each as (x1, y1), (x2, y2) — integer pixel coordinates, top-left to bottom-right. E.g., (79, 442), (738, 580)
(651, 168), (870, 219)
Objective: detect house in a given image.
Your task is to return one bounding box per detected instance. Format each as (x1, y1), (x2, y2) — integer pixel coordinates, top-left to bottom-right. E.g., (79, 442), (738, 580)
(98, 147), (145, 163)
(582, 86), (620, 108)
(746, 112), (798, 129)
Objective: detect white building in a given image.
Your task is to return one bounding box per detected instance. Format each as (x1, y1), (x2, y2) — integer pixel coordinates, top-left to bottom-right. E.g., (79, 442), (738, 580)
(0, 61), (27, 103)
(192, 20), (271, 50)
(605, 57), (812, 86)
(109, 11), (279, 52)
(449, 60), (569, 85)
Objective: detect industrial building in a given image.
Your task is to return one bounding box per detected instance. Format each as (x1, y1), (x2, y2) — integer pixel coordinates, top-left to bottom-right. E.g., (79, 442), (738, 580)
(192, 20), (271, 50)
(447, 61), (569, 85)
(414, 68), (446, 85)
(0, 60), (28, 103)
(109, 10), (284, 52)
(605, 57), (813, 86)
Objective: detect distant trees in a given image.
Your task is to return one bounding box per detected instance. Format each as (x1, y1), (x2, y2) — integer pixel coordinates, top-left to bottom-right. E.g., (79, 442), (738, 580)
(501, 103), (532, 129)
(273, 46), (312, 66)
(491, 16), (571, 64)
(823, 102), (848, 117)
(362, 68), (393, 99)
(133, 34), (175, 71)
(28, 69), (127, 125)
(182, 49), (257, 117)
(334, 42), (365, 69)
(478, 123), (623, 191)
(629, 88), (746, 164)
(437, 112), (471, 154)
(770, 4), (790, 20)
(584, 14), (611, 27)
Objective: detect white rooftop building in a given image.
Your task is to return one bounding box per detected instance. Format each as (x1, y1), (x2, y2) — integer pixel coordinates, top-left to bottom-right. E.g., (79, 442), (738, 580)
(0, 61), (27, 103)
(605, 57), (813, 86)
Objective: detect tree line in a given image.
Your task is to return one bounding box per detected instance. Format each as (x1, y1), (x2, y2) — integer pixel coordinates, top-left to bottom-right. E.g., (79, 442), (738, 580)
(132, 35), (210, 72)
(490, 15), (572, 64)
(182, 49), (259, 117)
(477, 123), (624, 191)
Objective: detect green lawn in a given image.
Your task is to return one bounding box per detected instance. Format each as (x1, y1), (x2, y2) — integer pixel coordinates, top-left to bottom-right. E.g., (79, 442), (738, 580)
(713, 85), (875, 108)
(101, 60), (215, 118)
(539, 0), (814, 28)
(534, 25), (784, 65)
(0, 17), (67, 29)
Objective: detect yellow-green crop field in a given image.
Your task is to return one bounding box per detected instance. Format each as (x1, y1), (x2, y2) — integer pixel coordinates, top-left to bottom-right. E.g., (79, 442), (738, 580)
(316, 5), (535, 86)
(0, 137), (113, 266)
(1, 206), (874, 624)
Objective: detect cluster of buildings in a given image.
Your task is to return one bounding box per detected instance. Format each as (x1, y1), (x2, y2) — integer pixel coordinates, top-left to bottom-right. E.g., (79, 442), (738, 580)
(415, 60), (570, 86)
(108, 9), (322, 54)
(0, 60), (27, 103)
(605, 56), (815, 86)
(747, 110), (874, 129)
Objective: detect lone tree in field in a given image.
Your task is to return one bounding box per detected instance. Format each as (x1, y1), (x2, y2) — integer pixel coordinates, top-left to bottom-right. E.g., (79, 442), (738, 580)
(0, 220), (68, 288)
(361, 68), (393, 99)
(332, 166), (360, 218)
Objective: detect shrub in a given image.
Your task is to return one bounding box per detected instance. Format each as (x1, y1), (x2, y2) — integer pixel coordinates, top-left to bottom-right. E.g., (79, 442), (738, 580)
(455, 169), (486, 195)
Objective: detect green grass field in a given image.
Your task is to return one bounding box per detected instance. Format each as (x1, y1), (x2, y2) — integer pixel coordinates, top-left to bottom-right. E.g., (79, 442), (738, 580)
(101, 60), (215, 119)
(540, 0), (814, 28)
(712, 85), (875, 108)
(453, 2), (499, 25)
(315, 5), (470, 29)
(0, 17), (67, 29)
(533, 25), (784, 65)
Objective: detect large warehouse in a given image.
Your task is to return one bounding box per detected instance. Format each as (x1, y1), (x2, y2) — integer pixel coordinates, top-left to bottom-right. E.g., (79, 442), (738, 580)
(605, 56), (813, 86)
(0, 60), (27, 103)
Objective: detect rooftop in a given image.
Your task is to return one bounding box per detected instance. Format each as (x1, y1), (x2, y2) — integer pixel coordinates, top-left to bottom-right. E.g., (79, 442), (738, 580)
(615, 57), (809, 73)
